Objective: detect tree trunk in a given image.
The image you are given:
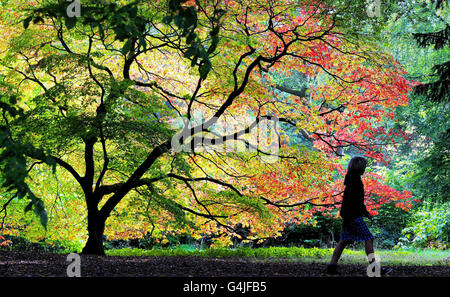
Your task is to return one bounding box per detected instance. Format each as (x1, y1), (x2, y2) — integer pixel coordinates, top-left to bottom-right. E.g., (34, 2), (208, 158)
(82, 210), (106, 255)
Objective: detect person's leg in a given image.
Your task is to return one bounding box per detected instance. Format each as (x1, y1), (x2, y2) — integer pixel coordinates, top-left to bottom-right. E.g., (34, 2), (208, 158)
(364, 238), (392, 275)
(365, 238), (374, 263)
(330, 240), (348, 265)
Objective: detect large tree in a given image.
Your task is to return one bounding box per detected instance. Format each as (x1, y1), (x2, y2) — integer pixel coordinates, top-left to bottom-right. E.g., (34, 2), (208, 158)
(0, 0), (413, 254)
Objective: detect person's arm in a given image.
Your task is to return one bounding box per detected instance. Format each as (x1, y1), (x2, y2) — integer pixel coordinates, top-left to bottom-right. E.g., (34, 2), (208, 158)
(361, 202), (371, 218)
(359, 180), (371, 218)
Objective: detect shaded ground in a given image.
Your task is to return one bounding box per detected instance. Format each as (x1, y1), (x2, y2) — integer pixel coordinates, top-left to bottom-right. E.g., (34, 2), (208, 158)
(0, 251), (449, 277)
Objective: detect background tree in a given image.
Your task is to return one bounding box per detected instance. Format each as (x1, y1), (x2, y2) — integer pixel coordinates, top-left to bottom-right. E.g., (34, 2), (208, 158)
(412, 0), (449, 103)
(381, 0), (449, 203)
(362, 0), (449, 249)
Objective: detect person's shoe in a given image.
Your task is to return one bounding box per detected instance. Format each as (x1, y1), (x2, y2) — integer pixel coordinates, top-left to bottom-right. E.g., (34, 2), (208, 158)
(326, 263), (338, 275)
(381, 267), (393, 276)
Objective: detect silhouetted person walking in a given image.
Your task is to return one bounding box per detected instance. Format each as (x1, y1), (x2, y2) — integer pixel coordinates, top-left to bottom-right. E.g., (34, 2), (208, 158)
(326, 156), (391, 276)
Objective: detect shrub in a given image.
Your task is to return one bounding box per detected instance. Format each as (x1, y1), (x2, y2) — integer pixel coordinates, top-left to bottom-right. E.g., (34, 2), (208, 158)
(371, 202), (411, 249)
(397, 201), (450, 249)
(0, 234), (69, 253)
(0, 234), (12, 246)
(257, 214), (342, 248)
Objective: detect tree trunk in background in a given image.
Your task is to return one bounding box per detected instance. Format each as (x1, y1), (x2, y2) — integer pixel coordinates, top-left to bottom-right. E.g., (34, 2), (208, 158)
(82, 209), (106, 255)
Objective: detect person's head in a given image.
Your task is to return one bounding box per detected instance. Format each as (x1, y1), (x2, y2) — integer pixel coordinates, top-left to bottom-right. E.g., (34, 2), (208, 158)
(347, 156), (367, 176)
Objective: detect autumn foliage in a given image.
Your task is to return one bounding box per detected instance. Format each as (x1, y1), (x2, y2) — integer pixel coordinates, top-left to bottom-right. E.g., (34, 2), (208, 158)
(0, 0), (415, 250)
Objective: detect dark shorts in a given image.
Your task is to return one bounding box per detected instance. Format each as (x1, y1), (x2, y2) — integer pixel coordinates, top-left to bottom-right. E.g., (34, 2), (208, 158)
(340, 217), (374, 243)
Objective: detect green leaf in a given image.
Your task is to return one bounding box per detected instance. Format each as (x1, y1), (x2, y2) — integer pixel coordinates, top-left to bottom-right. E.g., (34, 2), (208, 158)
(129, 6), (138, 18)
(23, 16), (32, 29)
(190, 56), (198, 67)
(98, 23), (105, 39)
(121, 39), (133, 54)
(186, 32), (196, 44)
(138, 36), (146, 51)
(162, 16), (172, 24)
(24, 201), (33, 212)
(65, 17), (77, 30)
(9, 95), (17, 105)
(33, 16), (44, 24)
(199, 61), (211, 79)
(30, 193), (48, 230)
(39, 209), (48, 230)
(184, 46), (197, 59)
(174, 15), (182, 27)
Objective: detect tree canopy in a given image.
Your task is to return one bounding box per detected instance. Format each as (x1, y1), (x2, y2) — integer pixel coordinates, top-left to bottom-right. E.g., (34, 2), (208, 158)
(0, 0), (417, 254)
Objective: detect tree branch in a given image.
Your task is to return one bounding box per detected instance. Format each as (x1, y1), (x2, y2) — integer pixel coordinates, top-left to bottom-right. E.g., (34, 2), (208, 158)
(99, 140), (171, 218)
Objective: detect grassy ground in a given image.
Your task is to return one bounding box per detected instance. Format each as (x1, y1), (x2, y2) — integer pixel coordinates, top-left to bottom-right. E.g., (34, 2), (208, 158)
(105, 245), (450, 266)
